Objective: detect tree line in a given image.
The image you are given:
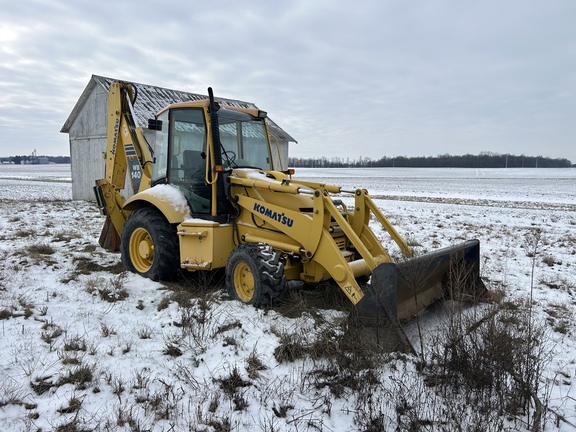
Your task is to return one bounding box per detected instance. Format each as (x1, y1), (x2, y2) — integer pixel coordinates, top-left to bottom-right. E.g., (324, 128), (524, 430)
(289, 152), (573, 168)
(0, 155), (71, 164)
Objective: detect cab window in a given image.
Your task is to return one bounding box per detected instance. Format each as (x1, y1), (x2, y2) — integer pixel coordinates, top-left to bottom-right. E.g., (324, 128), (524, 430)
(151, 110), (169, 182)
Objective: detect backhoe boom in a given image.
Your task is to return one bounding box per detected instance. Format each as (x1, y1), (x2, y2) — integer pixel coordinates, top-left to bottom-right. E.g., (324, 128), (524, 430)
(94, 82), (154, 250)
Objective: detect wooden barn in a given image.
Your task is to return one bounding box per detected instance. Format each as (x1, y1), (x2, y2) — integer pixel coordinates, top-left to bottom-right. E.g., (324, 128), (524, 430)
(61, 75), (297, 201)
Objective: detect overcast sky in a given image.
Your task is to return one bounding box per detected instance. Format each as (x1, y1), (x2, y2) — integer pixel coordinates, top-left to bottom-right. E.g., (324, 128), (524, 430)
(1, 0), (575, 163)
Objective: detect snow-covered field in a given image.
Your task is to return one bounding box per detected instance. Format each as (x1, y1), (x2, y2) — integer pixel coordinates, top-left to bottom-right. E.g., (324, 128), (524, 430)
(1, 164), (575, 431)
(0, 163), (72, 201)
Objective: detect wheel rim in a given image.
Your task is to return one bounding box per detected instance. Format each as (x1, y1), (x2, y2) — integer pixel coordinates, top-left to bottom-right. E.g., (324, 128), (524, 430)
(233, 262), (254, 302)
(129, 227), (154, 273)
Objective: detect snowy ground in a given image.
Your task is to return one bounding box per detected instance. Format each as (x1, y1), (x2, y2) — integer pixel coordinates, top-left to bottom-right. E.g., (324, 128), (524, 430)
(0, 164), (575, 431)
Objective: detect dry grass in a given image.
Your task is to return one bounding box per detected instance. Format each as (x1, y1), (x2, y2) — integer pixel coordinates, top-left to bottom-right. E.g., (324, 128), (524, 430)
(0, 196), (572, 431)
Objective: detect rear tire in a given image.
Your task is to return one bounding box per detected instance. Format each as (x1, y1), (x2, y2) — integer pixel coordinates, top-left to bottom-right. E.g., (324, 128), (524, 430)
(121, 207), (180, 281)
(226, 243), (286, 307)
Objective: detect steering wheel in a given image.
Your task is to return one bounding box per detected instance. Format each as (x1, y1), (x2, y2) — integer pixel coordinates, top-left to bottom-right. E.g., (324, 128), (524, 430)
(222, 150), (237, 168)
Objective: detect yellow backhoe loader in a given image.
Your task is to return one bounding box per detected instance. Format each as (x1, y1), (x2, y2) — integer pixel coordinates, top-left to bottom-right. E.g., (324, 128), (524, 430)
(94, 81), (487, 352)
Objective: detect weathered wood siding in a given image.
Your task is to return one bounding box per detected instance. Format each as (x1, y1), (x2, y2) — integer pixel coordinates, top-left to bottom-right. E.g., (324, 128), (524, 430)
(70, 138), (105, 200)
(69, 85), (107, 200)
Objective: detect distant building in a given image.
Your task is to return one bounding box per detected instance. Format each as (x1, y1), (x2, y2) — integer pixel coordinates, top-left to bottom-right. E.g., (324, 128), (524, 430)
(61, 75), (297, 201)
(32, 157), (50, 165)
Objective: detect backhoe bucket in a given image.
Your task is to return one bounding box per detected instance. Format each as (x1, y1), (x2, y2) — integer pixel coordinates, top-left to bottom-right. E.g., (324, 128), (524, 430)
(98, 216), (121, 252)
(355, 239), (487, 352)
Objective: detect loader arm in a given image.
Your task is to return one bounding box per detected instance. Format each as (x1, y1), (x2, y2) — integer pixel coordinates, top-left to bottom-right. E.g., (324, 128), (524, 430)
(230, 178), (409, 305)
(94, 81), (155, 250)
(351, 189), (414, 259)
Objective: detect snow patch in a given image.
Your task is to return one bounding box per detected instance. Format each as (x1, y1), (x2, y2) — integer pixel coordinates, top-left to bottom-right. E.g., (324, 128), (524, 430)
(138, 184), (191, 218)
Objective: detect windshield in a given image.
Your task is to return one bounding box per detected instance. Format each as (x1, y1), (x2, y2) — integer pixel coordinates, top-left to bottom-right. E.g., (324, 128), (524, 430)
(151, 106), (273, 215)
(217, 108), (272, 170)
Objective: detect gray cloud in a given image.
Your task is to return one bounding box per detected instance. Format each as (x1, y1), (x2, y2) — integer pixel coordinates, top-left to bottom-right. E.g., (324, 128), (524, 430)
(1, 0), (574, 163)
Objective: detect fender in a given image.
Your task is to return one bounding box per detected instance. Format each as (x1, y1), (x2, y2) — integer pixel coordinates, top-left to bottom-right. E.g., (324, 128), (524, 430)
(123, 184), (191, 224)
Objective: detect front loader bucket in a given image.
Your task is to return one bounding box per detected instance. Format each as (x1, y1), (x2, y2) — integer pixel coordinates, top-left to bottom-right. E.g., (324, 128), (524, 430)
(355, 239), (487, 352)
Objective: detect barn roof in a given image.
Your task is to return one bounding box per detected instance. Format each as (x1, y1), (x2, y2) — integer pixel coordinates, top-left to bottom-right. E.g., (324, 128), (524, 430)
(60, 74), (297, 143)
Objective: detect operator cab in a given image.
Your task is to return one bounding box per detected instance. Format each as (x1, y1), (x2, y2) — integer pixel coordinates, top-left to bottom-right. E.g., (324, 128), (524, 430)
(148, 100), (273, 216)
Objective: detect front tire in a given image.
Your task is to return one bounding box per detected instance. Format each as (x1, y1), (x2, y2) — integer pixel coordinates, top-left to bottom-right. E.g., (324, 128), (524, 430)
(226, 243), (286, 307)
(121, 207), (180, 281)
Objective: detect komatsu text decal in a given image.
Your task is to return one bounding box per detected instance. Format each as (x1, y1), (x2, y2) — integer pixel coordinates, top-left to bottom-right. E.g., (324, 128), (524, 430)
(111, 118), (120, 155)
(253, 203), (294, 227)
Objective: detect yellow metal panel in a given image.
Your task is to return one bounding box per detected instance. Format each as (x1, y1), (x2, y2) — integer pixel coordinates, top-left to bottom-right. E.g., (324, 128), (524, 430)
(123, 192), (188, 224)
(178, 222), (234, 270)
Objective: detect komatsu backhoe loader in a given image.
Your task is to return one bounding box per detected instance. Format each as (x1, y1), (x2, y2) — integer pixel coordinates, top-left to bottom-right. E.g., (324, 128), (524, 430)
(94, 81), (487, 352)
